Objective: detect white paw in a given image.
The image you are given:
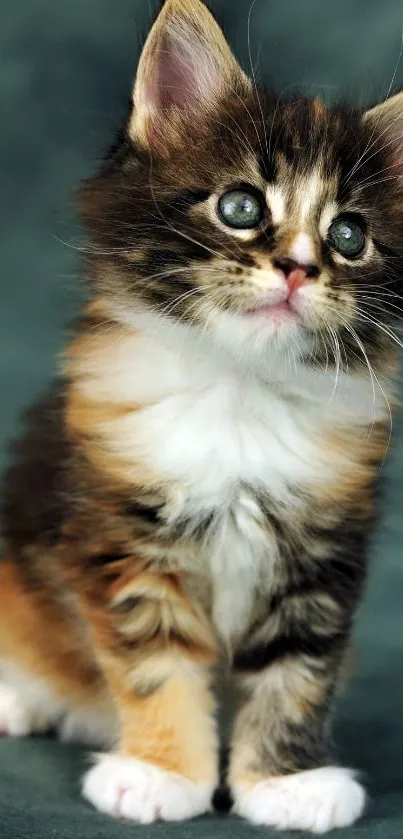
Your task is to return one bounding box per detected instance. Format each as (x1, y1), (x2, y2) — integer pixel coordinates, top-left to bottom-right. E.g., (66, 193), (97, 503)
(0, 683), (53, 737)
(58, 706), (117, 749)
(82, 754), (214, 823)
(233, 766), (366, 834)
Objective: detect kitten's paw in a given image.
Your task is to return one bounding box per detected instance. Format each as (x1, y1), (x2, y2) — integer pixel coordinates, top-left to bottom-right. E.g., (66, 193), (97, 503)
(82, 754), (214, 823)
(232, 766), (366, 834)
(0, 683), (52, 737)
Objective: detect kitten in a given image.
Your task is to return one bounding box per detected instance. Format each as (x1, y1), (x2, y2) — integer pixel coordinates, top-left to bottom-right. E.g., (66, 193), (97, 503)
(1, 0), (402, 832)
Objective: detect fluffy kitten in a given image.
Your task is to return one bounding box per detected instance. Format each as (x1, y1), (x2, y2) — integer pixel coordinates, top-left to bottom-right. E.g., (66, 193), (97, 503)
(1, 0), (402, 832)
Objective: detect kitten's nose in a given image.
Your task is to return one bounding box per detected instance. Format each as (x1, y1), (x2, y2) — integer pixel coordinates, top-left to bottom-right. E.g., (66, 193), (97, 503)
(274, 257), (319, 294)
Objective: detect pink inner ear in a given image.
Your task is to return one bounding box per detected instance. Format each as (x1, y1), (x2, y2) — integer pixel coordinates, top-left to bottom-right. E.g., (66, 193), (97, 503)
(144, 34), (202, 117)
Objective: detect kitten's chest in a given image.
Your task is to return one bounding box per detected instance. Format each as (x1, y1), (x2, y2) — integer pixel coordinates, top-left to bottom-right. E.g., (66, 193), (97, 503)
(70, 327), (390, 643)
(133, 375), (330, 509)
(76, 330), (378, 508)
(129, 376), (324, 640)
(204, 484), (278, 642)
(73, 337), (384, 643)
(130, 377), (332, 641)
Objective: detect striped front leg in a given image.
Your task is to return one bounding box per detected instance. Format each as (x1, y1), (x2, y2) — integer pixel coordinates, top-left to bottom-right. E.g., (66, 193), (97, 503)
(67, 550), (219, 824)
(229, 555), (367, 833)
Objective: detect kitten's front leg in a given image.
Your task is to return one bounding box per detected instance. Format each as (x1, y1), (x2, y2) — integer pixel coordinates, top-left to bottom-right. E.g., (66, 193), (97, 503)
(70, 555), (219, 823)
(229, 586), (366, 833)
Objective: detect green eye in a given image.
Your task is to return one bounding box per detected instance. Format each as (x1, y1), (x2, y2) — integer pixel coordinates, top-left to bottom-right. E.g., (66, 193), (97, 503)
(218, 188), (265, 230)
(327, 215), (366, 258)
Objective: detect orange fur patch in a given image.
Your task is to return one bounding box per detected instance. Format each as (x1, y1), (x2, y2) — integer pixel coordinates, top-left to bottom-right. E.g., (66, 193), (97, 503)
(113, 666), (218, 783)
(0, 557), (105, 706)
(310, 421), (391, 506)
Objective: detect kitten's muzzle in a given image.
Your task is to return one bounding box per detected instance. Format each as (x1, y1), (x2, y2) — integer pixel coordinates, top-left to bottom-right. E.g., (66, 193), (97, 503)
(245, 258), (319, 321)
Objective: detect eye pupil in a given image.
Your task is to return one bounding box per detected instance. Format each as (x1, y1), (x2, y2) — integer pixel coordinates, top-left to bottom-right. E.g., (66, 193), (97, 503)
(327, 215), (365, 258)
(218, 188), (265, 230)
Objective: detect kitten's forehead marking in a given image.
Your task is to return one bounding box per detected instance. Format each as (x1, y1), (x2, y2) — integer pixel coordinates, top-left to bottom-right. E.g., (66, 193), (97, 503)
(298, 170), (324, 224)
(266, 185), (286, 225)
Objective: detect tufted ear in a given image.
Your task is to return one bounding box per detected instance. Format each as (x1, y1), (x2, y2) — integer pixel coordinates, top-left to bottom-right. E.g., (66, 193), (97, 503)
(129, 0), (250, 153)
(365, 91), (403, 176)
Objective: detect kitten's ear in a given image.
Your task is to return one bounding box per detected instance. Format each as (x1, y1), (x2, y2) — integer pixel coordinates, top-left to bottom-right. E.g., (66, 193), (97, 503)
(364, 92), (403, 174)
(130, 0), (250, 152)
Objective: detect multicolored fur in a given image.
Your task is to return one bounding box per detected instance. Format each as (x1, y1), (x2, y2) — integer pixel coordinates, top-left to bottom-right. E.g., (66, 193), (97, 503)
(1, 0), (402, 831)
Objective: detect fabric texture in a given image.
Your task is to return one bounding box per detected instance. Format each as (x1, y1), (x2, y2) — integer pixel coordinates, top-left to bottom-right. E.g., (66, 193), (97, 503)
(1, 1), (403, 836)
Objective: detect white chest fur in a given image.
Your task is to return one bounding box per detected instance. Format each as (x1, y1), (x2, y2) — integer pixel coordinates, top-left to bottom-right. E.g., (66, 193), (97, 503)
(206, 487), (277, 642)
(79, 326), (390, 642)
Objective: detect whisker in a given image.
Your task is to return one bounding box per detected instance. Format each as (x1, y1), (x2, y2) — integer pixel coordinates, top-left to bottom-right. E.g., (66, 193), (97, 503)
(322, 302), (393, 461)
(354, 310), (403, 351)
(247, 0), (269, 161)
(155, 284), (217, 318)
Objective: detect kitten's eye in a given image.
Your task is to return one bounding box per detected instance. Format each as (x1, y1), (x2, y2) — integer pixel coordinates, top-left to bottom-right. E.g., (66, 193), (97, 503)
(218, 188), (265, 230)
(327, 215), (366, 259)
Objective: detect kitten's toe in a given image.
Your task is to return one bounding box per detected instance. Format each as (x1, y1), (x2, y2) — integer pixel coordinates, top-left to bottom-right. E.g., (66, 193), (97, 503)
(82, 754), (214, 823)
(232, 766), (366, 833)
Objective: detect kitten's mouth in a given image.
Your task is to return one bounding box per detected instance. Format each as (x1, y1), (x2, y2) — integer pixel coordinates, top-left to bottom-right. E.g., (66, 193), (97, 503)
(245, 299), (298, 321)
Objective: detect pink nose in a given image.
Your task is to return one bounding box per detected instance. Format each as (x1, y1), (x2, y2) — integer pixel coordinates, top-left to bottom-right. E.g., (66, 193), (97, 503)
(274, 257), (319, 294)
(287, 267), (310, 294)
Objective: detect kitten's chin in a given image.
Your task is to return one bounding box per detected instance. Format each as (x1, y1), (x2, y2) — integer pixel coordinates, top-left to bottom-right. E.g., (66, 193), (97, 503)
(207, 308), (312, 374)
(109, 300), (313, 380)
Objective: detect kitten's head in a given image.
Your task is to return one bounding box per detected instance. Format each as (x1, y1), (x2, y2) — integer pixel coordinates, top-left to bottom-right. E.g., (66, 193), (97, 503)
(81, 0), (403, 375)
